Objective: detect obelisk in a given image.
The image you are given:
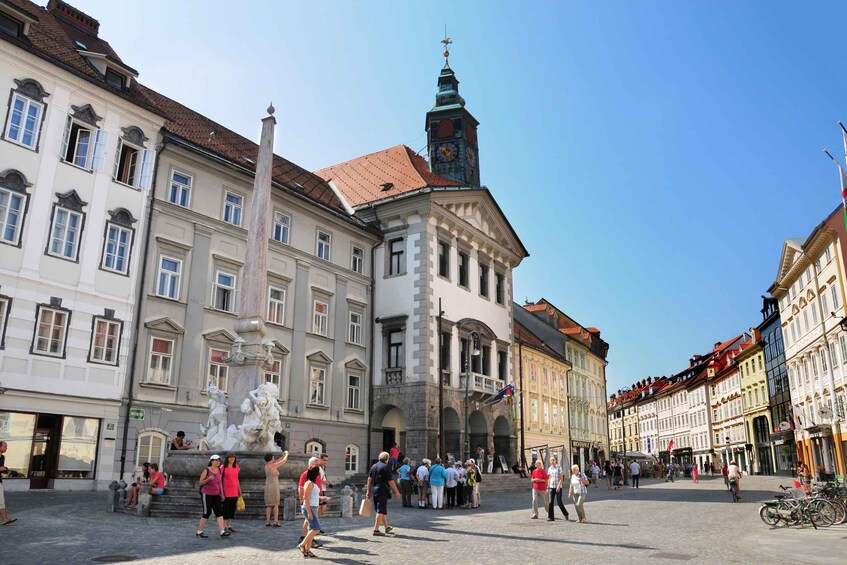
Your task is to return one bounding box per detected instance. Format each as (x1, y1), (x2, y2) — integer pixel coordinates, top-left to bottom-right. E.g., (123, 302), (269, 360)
(226, 105), (276, 432)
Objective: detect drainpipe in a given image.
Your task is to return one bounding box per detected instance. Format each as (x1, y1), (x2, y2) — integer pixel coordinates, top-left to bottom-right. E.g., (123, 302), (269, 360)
(517, 339), (526, 467)
(119, 139), (166, 480)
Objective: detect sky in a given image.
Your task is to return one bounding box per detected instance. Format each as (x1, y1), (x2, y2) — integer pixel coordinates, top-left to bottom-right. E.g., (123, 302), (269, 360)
(63, 0), (847, 395)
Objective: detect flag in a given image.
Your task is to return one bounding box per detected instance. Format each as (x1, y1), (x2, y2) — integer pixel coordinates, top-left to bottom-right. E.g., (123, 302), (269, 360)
(483, 383), (516, 407)
(790, 405), (802, 429)
(667, 440), (675, 452)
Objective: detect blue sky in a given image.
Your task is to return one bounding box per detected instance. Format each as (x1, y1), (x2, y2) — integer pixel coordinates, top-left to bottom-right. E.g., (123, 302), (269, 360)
(68, 0), (847, 394)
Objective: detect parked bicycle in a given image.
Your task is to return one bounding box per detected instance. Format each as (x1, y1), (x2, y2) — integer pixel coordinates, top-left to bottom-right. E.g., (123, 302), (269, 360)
(759, 485), (839, 529)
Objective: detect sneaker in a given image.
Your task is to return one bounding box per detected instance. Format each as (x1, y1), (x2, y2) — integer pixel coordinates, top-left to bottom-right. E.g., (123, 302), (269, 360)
(195, 532), (208, 538)
(373, 530), (386, 536)
(220, 530), (231, 538)
(385, 527), (394, 534)
(547, 518), (555, 522)
(226, 526), (236, 533)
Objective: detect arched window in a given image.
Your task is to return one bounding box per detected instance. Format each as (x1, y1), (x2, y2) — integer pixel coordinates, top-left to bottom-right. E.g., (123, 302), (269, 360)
(136, 430), (166, 469)
(305, 439), (325, 455)
(344, 445), (359, 473)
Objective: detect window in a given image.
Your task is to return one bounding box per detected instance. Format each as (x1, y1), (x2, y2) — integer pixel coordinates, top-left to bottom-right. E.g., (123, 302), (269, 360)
(156, 256), (181, 299)
(543, 402), (549, 424)
(347, 374), (361, 410)
(33, 305), (69, 356)
(0, 296), (9, 349)
(309, 366), (326, 405)
(822, 292), (829, 317)
(0, 12), (23, 37)
(351, 245), (364, 274)
(458, 251), (469, 287)
(267, 286), (286, 325)
(349, 311), (362, 345)
(479, 264), (489, 297)
(62, 118), (107, 170)
(105, 68), (126, 90)
(169, 170), (192, 207)
(147, 337), (173, 384)
(49, 207), (83, 260)
(531, 399), (538, 422)
(345, 445), (359, 472)
(102, 223), (131, 274)
(223, 191), (243, 226)
(832, 286), (840, 310)
(495, 272), (505, 304)
(135, 432), (166, 469)
(832, 343), (840, 368)
(0, 186), (25, 245)
(316, 230), (331, 260)
(5, 92), (43, 149)
(305, 440), (324, 455)
(438, 241), (450, 278)
(90, 317), (120, 365)
(388, 238), (404, 275)
(273, 211), (290, 244)
(388, 330), (403, 368)
(264, 360), (281, 393)
(440, 331), (451, 372)
(208, 348), (230, 391)
(313, 300), (329, 336)
(114, 139), (140, 186)
(213, 271), (237, 312)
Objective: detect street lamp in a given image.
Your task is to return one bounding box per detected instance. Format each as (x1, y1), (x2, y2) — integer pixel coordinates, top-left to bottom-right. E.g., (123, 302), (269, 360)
(464, 330), (481, 461)
(620, 387), (631, 464)
(725, 435), (731, 466)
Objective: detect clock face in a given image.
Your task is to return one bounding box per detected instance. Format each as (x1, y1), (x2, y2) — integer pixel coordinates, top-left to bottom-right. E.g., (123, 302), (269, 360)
(436, 142), (458, 163)
(466, 146), (477, 169)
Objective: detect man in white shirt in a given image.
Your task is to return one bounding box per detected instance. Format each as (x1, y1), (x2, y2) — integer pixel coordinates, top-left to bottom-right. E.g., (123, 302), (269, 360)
(629, 460), (641, 488)
(416, 459), (430, 508)
(727, 461), (742, 499)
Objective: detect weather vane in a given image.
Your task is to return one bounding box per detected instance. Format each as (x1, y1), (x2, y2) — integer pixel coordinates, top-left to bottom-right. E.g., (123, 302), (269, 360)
(441, 25), (452, 63)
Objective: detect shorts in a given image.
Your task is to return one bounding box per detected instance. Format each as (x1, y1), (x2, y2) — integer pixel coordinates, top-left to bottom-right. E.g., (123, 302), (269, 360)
(0, 483), (5, 510)
(153, 487), (164, 495)
(301, 504), (320, 531)
(200, 493), (223, 519)
(373, 493), (389, 515)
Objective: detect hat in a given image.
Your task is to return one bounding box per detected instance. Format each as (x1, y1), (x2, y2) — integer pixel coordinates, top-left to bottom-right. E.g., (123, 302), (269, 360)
(209, 454), (221, 460)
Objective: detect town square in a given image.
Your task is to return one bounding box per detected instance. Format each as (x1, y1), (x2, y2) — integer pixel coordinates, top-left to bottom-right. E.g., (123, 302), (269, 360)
(1, 0), (847, 562)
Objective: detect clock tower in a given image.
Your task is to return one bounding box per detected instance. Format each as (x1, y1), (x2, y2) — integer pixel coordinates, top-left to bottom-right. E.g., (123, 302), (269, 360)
(426, 40), (480, 187)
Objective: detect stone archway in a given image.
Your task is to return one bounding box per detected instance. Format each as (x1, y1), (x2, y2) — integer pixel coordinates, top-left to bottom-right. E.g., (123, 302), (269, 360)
(469, 410), (488, 461)
(493, 415), (512, 470)
(444, 407), (461, 460)
(373, 404), (407, 461)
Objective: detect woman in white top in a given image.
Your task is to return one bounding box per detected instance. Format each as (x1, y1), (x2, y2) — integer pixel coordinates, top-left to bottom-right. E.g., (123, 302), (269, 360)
(298, 466), (321, 558)
(567, 464), (590, 523)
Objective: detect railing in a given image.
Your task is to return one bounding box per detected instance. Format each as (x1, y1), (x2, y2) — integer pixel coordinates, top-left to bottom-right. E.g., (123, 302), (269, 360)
(441, 370), (451, 387)
(460, 372), (503, 395)
(384, 368), (403, 385)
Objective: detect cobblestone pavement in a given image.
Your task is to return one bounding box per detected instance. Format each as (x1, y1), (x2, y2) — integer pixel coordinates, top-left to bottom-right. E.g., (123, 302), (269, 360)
(1, 475), (844, 564)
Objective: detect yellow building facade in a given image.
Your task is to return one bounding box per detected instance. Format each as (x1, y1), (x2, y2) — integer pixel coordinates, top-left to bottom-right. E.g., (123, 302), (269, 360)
(737, 337), (775, 475)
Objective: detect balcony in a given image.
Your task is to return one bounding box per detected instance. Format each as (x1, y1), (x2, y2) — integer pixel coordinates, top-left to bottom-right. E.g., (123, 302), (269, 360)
(384, 368), (403, 385)
(460, 372), (504, 397)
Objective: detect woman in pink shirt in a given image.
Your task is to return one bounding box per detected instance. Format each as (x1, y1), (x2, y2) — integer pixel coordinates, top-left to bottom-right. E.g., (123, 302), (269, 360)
(221, 453), (242, 533)
(148, 463), (165, 495)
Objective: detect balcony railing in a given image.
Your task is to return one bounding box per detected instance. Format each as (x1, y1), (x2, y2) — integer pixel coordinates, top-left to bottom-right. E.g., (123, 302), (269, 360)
(460, 372), (503, 396)
(384, 368), (403, 385)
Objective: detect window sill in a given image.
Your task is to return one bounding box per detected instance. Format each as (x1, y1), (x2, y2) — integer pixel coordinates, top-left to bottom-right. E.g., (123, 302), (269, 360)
(458, 284), (471, 293)
(346, 341), (365, 348)
(140, 382), (177, 391)
(112, 178), (141, 191)
(384, 272), (406, 279)
(149, 293), (185, 304)
(307, 331), (332, 340)
(100, 266), (130, 278)
(345, 408), (364, 415)
(59, 159), (94, 174)
(3, 136), (38, 152)
(306, 403), (328, 410)
(437, 274), (451, 283)
(31, 350), (66, 359)
(45, 251), (79, 263)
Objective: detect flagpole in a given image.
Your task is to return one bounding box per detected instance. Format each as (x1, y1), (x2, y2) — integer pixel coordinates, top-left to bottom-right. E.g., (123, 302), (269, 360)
(823, 148), (847, 232)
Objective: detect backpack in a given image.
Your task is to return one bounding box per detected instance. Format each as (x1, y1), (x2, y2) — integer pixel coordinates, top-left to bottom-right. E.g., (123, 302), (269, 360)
(475, 467), (482, 483)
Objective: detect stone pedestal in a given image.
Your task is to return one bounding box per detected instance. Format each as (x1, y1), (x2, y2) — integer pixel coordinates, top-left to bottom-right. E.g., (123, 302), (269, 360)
(163, 450), (309, 491)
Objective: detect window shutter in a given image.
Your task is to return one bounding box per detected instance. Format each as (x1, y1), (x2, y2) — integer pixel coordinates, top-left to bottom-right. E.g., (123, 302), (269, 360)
(92, 130), (110, 172)
(112, 138), (123, 179)
(139, 149), (155, 190)
(60, 117), (72, 161)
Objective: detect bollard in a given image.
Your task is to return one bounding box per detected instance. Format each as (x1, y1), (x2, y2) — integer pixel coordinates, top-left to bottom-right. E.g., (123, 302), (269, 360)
(282, 486), (296, 521)
(137, 484), (152, 517)
(340, 486), (353, 518)
(118, 480), (128, 503)
(108, 481), (120, 512)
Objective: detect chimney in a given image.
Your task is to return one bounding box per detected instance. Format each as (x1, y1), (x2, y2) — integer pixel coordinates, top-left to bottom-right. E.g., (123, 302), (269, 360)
(47, 0), (100, 36)
(714, 342), (721, 350)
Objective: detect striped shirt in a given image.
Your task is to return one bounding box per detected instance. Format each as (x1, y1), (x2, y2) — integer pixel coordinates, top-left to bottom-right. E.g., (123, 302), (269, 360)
(570, 472), (588, 495)
(546, 464), (563, 489)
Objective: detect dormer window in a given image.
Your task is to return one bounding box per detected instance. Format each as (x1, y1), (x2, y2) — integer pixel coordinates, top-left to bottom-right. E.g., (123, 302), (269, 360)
(105, 69), (126, 90)
(0, 12), (22, 37)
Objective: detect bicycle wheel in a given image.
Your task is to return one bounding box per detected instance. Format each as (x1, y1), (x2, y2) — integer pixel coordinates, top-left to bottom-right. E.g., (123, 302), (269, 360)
(828, 498), (847, 525)
(808, 499), (837, 527)
(759, 505), (781, 526)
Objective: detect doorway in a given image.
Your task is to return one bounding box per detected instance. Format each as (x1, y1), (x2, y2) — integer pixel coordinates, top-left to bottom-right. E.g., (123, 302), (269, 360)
(29, 414), (60, 490)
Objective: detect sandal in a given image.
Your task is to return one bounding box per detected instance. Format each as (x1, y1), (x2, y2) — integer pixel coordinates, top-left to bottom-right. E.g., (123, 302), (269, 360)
(274, 522), (281, 527)
(266, 522), (271, 527)
(297, 544), (310, 558)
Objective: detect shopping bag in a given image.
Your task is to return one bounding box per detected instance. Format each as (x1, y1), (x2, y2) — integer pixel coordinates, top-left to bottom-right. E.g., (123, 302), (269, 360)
(235, 496), (245, 512)
(359, 497), (372, 517)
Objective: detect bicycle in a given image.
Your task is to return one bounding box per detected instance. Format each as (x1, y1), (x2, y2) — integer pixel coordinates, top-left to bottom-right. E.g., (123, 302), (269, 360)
(729, 477), (739, 502)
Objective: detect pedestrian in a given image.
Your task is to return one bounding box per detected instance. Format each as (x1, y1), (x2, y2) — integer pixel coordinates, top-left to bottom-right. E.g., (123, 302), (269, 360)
(389, 443), (400, 470)
(398, 457), (413, 507)
(125, 461), (150, 509)
(471, 458), (482, 508)
(456, 460), (467, 507)
(366, 451), (401, 536)
(220, 453), (242, 533)
(612, 459), (623, 489)
(196, 454), (231, 538)
(530, 460), (548, 519)
(691, 463), (699, 484)
(463, 461), (477, 509)
(297, 465), (321, 558)
(299, 457), (322, 549)
(546, 456), (570, 522)
(0, 441), (17, 526)
(721, 462), (729, 489)
(170, 430), (192, 450)
(727, 460), (742, 499)
(666, 461), (675, 483)
(567, 464), (590, 523)
(416, 459), (430, 508)
(429, 457), (447, 509)
(488, 446), (496, 474)
(512, 460), (528, 478)
(445, 460), (459, 509)
(318, 453), (332, 518)
(603, 460), (613, 490)
(590, 461), (600, 487)
(477, 446), (486, 473)
(264, 450), (289, 526)
(629, 460), (640, 489)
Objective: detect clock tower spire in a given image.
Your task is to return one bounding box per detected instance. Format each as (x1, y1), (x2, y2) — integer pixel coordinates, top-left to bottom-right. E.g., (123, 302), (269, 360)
(426, 37), (480, 186)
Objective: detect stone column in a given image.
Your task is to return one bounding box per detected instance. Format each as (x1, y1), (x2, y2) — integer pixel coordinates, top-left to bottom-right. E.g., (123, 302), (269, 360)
(227, 107), (276, 429)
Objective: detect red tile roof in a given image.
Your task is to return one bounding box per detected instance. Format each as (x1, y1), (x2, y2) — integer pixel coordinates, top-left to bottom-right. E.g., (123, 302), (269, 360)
(515, 321), (565, 362)
(314, 144), (462, 208)
(136, 86), (348, 214)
